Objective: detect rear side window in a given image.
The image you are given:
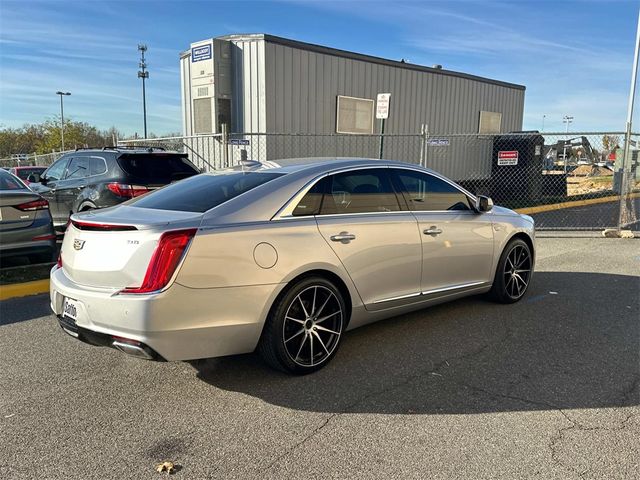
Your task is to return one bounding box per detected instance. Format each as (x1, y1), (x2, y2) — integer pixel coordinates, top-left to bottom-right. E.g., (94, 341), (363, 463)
(130, 172), (284, 213)
(0, 170), (28, 190)
(65, 157), (89, 179)
(294, 169), (401, 216)
(393, 169), (471, 211)
(116, 154), (198, 183)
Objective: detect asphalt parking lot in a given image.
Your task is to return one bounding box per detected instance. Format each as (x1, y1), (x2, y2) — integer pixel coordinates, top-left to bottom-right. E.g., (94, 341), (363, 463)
(1, 237), (638, 479)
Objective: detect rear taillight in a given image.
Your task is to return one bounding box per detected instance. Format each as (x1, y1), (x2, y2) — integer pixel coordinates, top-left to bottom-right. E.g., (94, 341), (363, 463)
(107, 183), (149, 198)
(15, 199), (49, 211)
(121, 228), (197, 294)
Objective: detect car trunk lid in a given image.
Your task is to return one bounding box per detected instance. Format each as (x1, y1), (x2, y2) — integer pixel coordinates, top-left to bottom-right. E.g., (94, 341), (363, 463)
(0, 191), (47, 231)
(61, 206), (203, 289)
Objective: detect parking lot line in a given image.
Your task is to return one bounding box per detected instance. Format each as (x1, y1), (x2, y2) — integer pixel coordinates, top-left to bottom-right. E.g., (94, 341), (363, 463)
(0, 279), (50, 301)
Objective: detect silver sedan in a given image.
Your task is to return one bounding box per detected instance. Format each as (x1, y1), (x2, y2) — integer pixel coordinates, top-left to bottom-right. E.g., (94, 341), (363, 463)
(50, 158), (535, 374)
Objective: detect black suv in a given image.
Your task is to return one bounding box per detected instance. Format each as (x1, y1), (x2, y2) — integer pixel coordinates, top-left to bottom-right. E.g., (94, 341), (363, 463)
(29, 147), (200, 228)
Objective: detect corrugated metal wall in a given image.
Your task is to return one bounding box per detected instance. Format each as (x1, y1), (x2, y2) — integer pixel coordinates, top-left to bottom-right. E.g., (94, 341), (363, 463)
(262, 40), (525, 179)
(229, 39), (267, 133)
(263, 41), (524, 135)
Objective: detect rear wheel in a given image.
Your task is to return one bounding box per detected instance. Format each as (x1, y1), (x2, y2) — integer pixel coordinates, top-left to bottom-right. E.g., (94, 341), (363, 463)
(258, 276), (346, 374)
(489, 238), (533, 303)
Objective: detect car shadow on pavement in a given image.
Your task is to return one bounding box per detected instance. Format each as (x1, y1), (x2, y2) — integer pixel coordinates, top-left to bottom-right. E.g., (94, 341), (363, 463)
(0, 293), (51, 326)
(191, 271), (640, 415)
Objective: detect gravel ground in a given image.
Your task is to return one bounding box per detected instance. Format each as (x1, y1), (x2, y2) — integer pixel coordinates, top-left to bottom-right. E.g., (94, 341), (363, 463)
(0, 237), (638, 479)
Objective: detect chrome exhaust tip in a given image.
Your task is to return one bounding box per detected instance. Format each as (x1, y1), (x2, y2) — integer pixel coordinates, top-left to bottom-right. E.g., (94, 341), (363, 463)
(112, 340), (154, 360)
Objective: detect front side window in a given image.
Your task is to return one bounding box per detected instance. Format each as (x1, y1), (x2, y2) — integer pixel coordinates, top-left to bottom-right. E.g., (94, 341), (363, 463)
(65, 157), (89, 179)
(294, 169), (401, 216)
(393, 169), (471, 211)
(43, 157), (69, 181)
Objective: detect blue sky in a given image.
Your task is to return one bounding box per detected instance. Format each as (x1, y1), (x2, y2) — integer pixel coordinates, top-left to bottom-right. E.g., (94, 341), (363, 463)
(0, 0), (638, 136)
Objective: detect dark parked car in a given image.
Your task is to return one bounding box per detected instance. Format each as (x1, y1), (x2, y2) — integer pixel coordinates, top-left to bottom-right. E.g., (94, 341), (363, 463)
(0, 169), (56, 264)
(29, 147), (200, 228)
(9, 166), (47, 186)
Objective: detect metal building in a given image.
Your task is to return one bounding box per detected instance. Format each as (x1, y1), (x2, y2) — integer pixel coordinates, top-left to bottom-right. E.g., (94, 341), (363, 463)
(180, 34), (525, 178)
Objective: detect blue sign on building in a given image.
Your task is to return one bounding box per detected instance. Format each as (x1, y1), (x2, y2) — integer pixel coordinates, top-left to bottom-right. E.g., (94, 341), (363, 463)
(192, 44), (212, 62)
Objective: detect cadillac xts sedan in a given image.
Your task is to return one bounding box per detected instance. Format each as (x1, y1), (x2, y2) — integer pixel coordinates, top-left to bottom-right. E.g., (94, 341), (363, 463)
(50, 158), (535, 374)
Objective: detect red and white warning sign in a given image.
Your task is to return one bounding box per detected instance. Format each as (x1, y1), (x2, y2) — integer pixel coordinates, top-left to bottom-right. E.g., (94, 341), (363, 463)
(497, 150), (518, 166)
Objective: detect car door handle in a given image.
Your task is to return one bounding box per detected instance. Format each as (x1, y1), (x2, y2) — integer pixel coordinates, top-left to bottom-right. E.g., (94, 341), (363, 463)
(330, 233), (356, 242)
(423, 227), (442, 235)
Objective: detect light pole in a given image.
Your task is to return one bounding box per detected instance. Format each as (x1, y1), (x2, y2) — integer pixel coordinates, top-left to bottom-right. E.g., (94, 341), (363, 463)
(542, 114), (546, 132)
(55, 91), (71, 151)
(562, 115), (574, 173)
(137, 44), (149, 138)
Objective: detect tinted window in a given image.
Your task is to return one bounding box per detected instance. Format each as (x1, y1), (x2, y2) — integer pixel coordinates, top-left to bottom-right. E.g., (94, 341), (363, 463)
(13, 167), (45, 180)
(292, 181), (324, 216)
(43, 157), (69, 181)
(394, 170), (471, 211)
(89, 157), (107, 176)
(116, 154), (198, 183)
(300, 169), (400, 215)
(131, 172), (284, 213)
(0, 170), (27, 190)
(65, 157), (89, 179)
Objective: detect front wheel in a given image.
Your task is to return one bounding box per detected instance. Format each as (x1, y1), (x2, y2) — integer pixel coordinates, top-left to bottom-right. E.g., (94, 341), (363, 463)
(489, 238), (533, 304)
(258, 276), (346, 374)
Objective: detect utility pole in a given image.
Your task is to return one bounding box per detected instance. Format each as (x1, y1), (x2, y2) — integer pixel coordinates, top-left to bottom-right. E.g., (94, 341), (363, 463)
(562, 115), (573, 173)
(618, 9), (640, 230)
(138, 44), (149, 138)
(55, 91), (71, 151)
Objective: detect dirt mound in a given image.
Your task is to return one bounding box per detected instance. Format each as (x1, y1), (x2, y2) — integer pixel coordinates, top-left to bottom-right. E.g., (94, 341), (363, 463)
(571, 165), (613, 176)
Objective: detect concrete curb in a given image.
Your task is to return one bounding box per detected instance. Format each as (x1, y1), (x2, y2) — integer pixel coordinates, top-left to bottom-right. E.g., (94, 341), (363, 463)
(0, 279), (50, 301)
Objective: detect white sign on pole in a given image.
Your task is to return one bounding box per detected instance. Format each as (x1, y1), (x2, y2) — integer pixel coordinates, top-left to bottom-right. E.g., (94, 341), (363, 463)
(376, 93), (391, 119)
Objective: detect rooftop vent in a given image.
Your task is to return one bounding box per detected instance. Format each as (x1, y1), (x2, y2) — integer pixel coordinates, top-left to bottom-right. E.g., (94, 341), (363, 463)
(432, 64), (443, 69)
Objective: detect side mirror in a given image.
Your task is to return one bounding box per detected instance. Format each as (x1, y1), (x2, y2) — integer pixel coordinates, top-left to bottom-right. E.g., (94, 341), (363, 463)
(27, 173), (41, 183)
(475, 195), (493, 213)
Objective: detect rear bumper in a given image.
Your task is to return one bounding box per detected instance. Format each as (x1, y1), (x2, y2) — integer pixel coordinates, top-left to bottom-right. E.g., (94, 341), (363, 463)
(49, 266), (282, 361)
(0, 218), (56, 259)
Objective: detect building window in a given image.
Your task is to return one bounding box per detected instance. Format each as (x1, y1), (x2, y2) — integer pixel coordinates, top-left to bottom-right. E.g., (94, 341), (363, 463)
(336, 95), (374, 134)
(478, 111), (502, 134)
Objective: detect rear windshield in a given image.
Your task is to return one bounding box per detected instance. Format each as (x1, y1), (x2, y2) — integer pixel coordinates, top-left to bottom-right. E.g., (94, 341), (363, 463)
(130, 172), (284, 213)
(0, 170), (28, 190)
(14, 167), (45, 180)
(116, 153), (199, 183)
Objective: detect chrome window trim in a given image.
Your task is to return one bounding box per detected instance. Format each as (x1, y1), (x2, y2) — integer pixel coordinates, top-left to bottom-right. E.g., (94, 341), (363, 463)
(63, 155), (108, 180)
(274, 164), (480, 220)
(273, 165), (401, 220)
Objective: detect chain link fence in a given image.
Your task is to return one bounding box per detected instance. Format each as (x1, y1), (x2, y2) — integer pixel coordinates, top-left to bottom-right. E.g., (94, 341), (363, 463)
(112, 131), (638, 231)
(0, 150), (73, 169)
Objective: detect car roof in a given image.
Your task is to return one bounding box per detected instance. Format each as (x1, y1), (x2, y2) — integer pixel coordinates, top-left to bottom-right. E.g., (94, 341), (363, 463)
(233, 157), (437, 175)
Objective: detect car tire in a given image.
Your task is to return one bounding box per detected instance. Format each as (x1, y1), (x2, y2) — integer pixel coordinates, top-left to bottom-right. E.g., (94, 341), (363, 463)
(258, 276), (346, 374)
(489, 238), (533, 304)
